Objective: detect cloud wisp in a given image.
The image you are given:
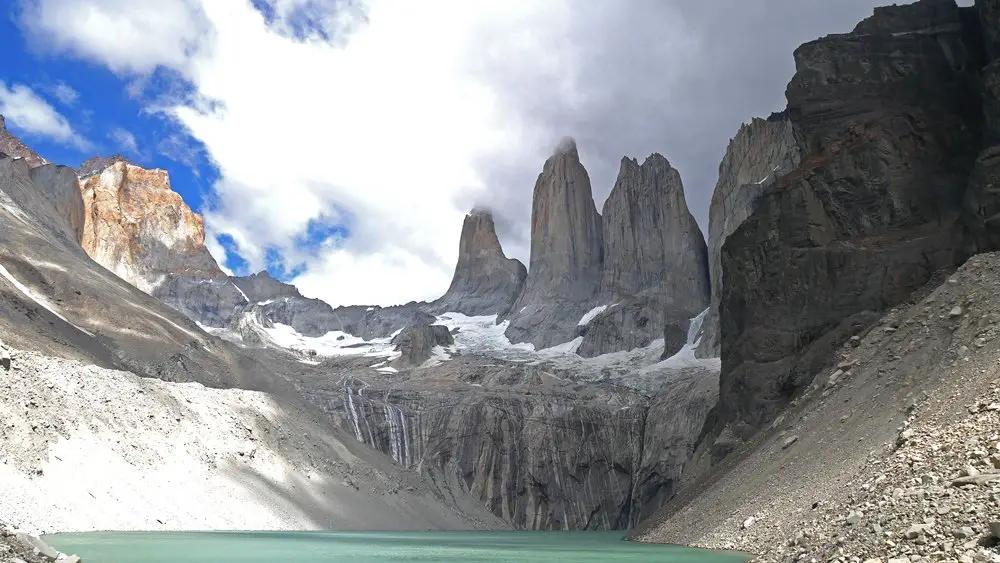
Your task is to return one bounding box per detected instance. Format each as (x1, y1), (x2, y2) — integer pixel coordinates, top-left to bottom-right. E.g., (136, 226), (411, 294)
(0, 81), (90, 150)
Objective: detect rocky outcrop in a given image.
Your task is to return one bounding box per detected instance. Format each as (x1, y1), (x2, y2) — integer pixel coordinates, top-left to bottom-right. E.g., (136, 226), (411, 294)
(715, 0), (984, 439)
(696, 114), (804, 358)
(578, 154), (709, 357)
(391, 322), (454, 366)
(0, 115), (47, 169)
(78, 159), (248, 326)
(505, 139), (604, 349)
(27, 165), (85, 244)
(322, 358), (717, 530)
(430, 208), (527, 317)
(232, 270), (300, 302)
(961, 1), (1000, 253)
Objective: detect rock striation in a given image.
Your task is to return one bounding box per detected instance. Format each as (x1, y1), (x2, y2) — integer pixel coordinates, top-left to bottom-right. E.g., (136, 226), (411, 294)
(0, 115), (47, 169)
(578, 154), (710, 358)
(320, 358), (717, 530)
(78, 158), (249, 327)
(430, 208), (527, 317)
(696, 114), (804, 358)
(504, 138), (604, 349)
(714, 0), (984, 442)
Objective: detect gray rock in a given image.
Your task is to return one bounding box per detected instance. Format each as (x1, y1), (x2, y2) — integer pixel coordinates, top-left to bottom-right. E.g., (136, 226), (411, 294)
(952, 527), (976, 539)
(15, 532), (58, 560)
(989, 521), (1000, 538)
(28, 164), (85, 244)
(429, 208), (526, 317)
(231, 270), (300, 302)
(846, 510), (863, 526)
(0, 115), (47, 169)
(782, 435), (799, 450)
(577, 154), (708, 357)
(905, 523), (934, 539)
(504, 138), (603, 349)
(697, 113), (803, 358)
(0, 341), (9, 371)
(391, 323), (454, 366)
(714, 0), (982, 436)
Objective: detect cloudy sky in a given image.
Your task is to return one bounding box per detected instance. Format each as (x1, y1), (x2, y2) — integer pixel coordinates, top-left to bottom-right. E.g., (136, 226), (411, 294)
(1, 0), (919, 307)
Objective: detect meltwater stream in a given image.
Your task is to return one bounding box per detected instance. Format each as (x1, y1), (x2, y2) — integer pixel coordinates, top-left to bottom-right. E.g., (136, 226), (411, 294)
(44, 531), (752, 563)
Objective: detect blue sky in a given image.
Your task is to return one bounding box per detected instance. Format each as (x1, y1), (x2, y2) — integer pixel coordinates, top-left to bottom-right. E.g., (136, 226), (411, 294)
(0, 8), (254, 273)
(0, 0), (903, 307)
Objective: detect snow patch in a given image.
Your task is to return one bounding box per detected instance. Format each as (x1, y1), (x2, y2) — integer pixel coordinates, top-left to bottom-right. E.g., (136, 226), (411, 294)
(419, 345), (452, 368)
(644, 307), (720, 371)
(376, 366), (398, 374)
(258, 299), (274, 306)
(578, 304), (611, 326)
(262, 323), (397, 358)
(230, 282), (250, 303)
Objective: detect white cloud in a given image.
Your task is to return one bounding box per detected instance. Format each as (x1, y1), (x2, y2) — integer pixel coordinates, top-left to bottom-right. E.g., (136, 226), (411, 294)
(51, 82), (79, 105)
(17, 0), (898, 307)
(108, 126), (140, 154)
(18, 0), (211, 75)
(0, 82), (90, 150)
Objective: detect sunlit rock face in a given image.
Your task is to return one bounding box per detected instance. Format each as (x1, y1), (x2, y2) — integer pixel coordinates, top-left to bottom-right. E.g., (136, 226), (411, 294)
(78, 158), (248, 326)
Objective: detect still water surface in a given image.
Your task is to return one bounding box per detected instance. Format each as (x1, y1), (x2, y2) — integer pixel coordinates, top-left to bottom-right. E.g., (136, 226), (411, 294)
(44, 530), (752, 563)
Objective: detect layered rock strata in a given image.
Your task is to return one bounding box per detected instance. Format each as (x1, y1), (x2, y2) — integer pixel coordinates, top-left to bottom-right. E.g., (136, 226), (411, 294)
(696, 114), (804, 358)
(715, 0), (984, 444)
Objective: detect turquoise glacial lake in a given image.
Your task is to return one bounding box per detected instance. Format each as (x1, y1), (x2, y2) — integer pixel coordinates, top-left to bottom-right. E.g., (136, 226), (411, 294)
(44, 530), (752, 563)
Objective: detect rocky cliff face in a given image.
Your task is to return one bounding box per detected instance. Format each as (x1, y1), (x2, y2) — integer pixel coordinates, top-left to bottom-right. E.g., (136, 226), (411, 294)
(78, 158), (249, 326)
(430, 208), (527, 317)
(505, 139), (604, 349)
(390, 322), (454, 366)
(962, 0), (1000, 253)
(715, 0), (984, 442)
(578, 154), (710, 358)
(0, 116), (47, 169)
(307, 358), (716, 531)
(696, 114), (804, 358)
(28, 164), (85, 244)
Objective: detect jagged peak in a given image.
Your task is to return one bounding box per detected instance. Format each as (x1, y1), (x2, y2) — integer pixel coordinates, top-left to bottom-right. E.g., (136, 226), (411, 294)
(468, 205), (494, 219)
(77, 154), (135, 178)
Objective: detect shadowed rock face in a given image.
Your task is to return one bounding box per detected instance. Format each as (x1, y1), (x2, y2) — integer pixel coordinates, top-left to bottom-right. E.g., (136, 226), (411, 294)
(306, 358), (717, 531)
(716, 0), (984, 438)
(391, 323), (454, 366)
(696, 114), (804, 358)
(430, 208), (526, 317)
(505, 139), (604, 349)
(961, 0), (1000, 253)
(578, 154), (709, 358)
(28, 164), (86, 244)
(0, 116), (47, 169)
(78, 159), (249, 327)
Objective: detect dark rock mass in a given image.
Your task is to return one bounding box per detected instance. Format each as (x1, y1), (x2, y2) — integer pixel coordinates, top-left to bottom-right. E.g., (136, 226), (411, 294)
(505, 138), (604, 349)
(578, 154), (709, 358)
(391, 322), (454, 366)
(0, 115), (47, 169)
(430, 208), (527, 317)
(715, 0), (984, 441)
(696, 114), (804, 358)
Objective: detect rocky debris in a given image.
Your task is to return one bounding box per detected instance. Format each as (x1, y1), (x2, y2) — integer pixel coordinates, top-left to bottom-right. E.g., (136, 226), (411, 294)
(0, 115), (47, 169)
(391, 322), (454, 366)
(0, 525), (80, 563)
(1, 340), (10, 371)
(697, 112), (803, 358)
(577, 154), (709, 357)
(78, 159), (248, 327)
(713, 0), (984, 439)
(0, 348), (503, 534)
(505, 138), (604, 349)
(633, 251), (1000, 561)
(430, 208), (527, 317)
